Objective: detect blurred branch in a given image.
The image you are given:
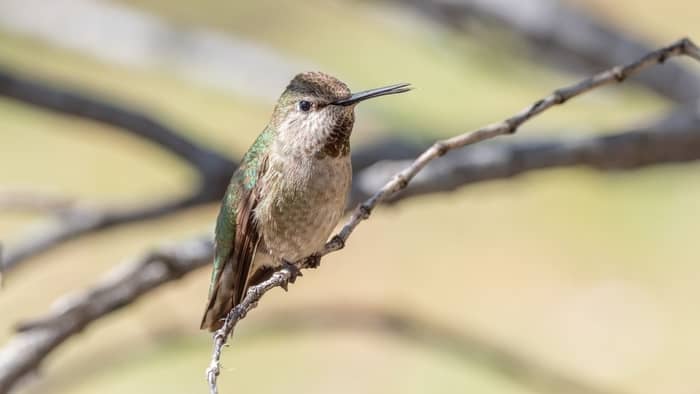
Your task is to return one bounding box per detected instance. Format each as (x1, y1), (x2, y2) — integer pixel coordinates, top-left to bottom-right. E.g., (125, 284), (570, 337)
(1, 194), (201, 272)
(0, 237), (212, 393)
(0, 67), (236, 183)
(252, 305), (622, 394)
(393, 0), (700, 103)
(352, 110), (700, 204)
(0, 67), (235, 272)
(0, 243), (4, 289)
(207, 37), (700, 393)
(0, 190), (75, 213)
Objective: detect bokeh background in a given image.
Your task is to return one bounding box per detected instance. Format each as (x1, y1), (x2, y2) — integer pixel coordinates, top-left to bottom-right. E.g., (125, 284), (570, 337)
(1, 1), (699, 393)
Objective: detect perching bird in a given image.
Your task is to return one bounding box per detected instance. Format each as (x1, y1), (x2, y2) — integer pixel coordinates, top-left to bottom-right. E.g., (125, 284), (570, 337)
(201, 72), (410, 331)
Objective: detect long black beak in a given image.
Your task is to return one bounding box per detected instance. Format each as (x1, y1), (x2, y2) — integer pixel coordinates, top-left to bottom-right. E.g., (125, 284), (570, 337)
(332, 83), (411, 106)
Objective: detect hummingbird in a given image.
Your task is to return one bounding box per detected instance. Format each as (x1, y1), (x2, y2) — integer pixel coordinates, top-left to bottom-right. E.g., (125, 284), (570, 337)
(201, 72), (410, 331)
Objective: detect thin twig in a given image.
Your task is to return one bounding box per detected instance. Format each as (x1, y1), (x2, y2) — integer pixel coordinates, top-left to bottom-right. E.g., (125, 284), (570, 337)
(206, 37), (700, 392)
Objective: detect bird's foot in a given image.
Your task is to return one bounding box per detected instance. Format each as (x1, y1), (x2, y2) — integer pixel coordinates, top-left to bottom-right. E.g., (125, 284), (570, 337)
(305, 254), (321, 269)
(280, 260), (302, 291)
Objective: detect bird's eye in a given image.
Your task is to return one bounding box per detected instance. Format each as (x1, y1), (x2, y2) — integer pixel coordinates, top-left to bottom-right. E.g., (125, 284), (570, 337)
(298, 100), (312, 112)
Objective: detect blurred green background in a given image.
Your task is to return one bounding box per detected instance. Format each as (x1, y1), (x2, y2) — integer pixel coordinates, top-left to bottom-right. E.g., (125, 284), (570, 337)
(1, 1), (699, 393)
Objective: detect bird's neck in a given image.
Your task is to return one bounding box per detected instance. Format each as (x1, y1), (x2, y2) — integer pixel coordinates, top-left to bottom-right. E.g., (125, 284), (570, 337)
(273, 113), (354, 160)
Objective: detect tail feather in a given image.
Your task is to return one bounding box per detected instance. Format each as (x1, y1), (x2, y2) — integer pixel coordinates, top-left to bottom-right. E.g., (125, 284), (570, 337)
(200, 262), (276, 332)
(200, 262), (236, 331)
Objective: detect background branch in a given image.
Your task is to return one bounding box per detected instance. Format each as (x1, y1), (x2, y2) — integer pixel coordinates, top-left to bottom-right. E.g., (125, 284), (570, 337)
(393, 0), (700, 103)
(0, 67), (235, 272)
(352, 108), (700, 204)
(0, 190), (75, 213)
(1, 194), (201, 272)
(0, 67), (236, 184)
(0, 237), (212, 393)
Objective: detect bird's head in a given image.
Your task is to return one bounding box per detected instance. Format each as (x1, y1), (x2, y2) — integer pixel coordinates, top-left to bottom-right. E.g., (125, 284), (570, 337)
(271, 71), (410, 158)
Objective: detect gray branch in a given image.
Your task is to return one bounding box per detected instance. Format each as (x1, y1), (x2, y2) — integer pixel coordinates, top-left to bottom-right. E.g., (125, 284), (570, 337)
(395, 0), (700, 103)
(0, 67), (235, 271)
(0, 67), (236, 184)
(352, 108), (700, 204)
(1, 195), (201, 272)
(0, 237), (212, 393)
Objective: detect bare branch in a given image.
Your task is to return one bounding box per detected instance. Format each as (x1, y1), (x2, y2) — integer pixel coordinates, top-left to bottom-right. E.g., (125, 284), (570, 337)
(206, 37), (700, 392)
(0, 237), (212, 393)
(352, 112), (700, 204)
(1, 194), (201, 272)
(395, 0), (700, 103)
(0, 67), (235, 184)
(0, 67), (235, 272)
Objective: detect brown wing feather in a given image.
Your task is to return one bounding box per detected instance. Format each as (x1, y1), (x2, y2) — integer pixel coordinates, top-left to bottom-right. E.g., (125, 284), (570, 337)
(200, 157), (267, 331)
(231, 186), (262, 308)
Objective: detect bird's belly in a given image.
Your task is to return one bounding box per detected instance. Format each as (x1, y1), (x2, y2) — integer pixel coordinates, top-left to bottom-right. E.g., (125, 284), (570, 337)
(257, 156), (351, 262)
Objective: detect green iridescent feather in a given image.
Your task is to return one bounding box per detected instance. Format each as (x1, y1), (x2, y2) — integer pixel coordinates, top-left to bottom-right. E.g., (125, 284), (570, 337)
(208, 126), (275, 296)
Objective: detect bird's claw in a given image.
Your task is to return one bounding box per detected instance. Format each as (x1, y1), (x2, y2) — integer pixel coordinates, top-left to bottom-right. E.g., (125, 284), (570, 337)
(305, 254), (321, 269)
(280, 261), (302, 291)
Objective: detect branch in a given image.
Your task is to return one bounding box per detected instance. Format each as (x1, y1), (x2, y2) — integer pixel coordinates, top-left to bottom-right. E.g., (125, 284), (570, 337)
(0, 190), (75, 213)
(0, 67), (236, 183)
(206, 37), (700, 393)
(394, 0), (700, 103)
(0, 237), (212, 393)
(1, 194), (201, 272)
(0, 67), (235, 272)
(250, 305), (623, 394)
(351, 111), (700, 204)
